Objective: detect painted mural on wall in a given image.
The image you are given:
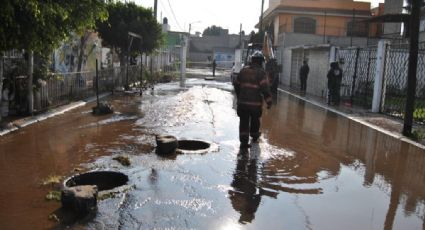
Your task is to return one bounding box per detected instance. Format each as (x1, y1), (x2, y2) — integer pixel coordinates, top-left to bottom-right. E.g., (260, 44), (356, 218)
(53, 32), (102, 73)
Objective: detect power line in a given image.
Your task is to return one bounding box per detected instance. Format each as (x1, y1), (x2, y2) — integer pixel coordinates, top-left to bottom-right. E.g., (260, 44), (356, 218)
(166, 0), (183, 31)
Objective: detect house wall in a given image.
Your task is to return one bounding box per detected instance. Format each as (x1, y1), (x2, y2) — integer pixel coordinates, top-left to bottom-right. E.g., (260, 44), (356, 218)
(280, 32), (378, 48)
(307, 49), (331, 97)
(278, 14), (358, 37)
(266, 0), (372, 45)
(280, 46), (331, 98)
(276, 0), (370, 11)
(188, 34), (248, 64)
(280, 48), (292, 86)
(383, 0), (404, 36)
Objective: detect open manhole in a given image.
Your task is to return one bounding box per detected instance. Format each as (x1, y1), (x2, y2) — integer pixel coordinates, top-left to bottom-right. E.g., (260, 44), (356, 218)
(64, 171), (128, 191)
(177, 140), (211, 152)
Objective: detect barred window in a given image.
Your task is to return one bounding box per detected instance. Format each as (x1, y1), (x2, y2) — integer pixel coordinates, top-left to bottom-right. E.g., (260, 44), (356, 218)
(347, 21), (369, 37)
(293, 17), (317, 34)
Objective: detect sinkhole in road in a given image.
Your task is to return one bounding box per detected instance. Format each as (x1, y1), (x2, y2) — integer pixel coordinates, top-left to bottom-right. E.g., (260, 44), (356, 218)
(64, 171), (128, 191)
(177, 140), (211, 152)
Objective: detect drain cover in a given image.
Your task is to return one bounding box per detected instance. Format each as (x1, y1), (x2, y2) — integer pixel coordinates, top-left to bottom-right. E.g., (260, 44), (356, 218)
(177, 140), (211, 151)
(64, 171), (128, 191)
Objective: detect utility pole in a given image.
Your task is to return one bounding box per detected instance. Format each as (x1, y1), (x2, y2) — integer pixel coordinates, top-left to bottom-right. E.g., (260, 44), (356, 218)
(403, 0), (421, 136)
(151, 0), (158, 77)
(260, 0), (265, 34)
(323, 11), (327, 43)
(0, 54), (3, 123)
(154, 0), (158, 21)
(350, 9), (356, 47)
(240, 23), (243, 49)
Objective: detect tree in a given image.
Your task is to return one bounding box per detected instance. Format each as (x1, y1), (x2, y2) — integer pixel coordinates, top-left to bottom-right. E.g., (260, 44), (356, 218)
(0, 0), (107, 55)
(203, 26), (225, 36)
(0, 0), (107, 114)
(96, 2), (163, 64)
(249, 31), (264, 44)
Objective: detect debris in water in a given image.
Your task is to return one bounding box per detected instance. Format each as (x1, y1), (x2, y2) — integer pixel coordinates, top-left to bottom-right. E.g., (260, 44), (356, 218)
(48, 214), (60, 222)
(113, 155), (131, 166)
(45, 190), (62, 201)
(98, 185), (135, 201)
(98, 192), (117, 200)
(41, 175), (63, 187)
(73, 167), (84, 173)
(92, 102), (114, 115)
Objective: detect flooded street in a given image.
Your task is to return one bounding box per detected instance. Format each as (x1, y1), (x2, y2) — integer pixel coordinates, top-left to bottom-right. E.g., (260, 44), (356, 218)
(0, 78), (424, 229)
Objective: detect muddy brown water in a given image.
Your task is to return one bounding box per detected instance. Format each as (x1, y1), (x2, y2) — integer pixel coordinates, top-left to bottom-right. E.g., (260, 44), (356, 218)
(0, 80), (424, 230)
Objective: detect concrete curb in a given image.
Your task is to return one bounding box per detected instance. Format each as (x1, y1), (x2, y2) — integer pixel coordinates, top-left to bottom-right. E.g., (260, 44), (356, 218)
(278, 88), (425, 150)
(0, 92), (111, 137)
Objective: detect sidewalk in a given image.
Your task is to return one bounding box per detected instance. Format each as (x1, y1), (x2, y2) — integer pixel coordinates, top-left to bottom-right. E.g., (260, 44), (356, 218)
(0, 92), (111, 136)
(278, 86), (425, 149)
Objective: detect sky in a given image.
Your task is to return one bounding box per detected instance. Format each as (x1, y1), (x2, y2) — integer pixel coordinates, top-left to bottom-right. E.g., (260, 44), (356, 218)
(134, 0), (385, 35)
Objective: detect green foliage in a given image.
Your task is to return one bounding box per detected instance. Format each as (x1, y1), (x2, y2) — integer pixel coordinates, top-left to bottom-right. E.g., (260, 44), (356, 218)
(414, 108), (425, 122)
(96, 2), (162, 57)
(202, 25), (225, 36)
(249, 31), (264, 44)
(0, 0), (108, 54)
(411, 129), (425, 141)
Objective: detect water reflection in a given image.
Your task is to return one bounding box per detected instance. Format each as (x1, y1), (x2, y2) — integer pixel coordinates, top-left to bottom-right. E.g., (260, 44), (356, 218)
(321, 110), (337, 145)
(261, 94), (425, 229)
(228, 149), (262, 224)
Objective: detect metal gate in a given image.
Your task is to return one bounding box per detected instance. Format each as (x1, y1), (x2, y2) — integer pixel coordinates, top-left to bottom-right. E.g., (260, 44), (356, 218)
(337, 46), (377, 108)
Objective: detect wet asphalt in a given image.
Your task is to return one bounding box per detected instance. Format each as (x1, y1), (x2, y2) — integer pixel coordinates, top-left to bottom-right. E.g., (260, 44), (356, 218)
(0, 76), (424, 230)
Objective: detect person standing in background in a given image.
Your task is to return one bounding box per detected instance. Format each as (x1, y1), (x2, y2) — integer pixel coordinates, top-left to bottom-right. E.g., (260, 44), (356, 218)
(327, 62), (343, 105)
(299, 60), (309, 92)
(212, 59), (217, 77)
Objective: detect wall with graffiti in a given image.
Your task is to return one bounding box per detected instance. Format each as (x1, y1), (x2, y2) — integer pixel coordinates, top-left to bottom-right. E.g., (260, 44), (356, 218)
(53, 32), (102, 73)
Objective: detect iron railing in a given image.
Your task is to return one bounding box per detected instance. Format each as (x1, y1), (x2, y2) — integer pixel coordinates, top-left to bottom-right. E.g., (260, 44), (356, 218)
(34, 65), (142, 111)
(337, 46), (377, 108)
(383, 42), (425, 123)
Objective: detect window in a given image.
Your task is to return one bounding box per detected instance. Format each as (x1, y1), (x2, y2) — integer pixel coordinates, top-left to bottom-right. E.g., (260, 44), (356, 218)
(347, 21), (369, 37)
(293, 17), (317, 34)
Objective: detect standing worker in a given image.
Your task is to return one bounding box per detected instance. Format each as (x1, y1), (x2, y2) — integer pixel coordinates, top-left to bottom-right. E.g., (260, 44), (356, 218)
(327, 62), (343, 105)
(299, 60), (310, 92)
(233, 51), (272, 149)
(1, 79), (14, 118)
(212, 59), (217, 77)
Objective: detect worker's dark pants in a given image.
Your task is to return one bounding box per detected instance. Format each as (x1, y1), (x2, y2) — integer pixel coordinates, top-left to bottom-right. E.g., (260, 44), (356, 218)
(237, 106), (262, 145)
(328, 80), (341, 105)
(300, 75), (307, 91)
(213, 68), (216, 76)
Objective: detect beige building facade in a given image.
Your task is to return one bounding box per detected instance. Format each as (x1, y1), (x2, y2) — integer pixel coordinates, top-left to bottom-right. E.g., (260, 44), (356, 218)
(262, 0), (373, 45)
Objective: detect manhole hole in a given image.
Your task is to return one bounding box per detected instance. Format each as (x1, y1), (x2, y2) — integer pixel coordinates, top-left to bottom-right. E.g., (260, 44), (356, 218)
(177, 140), (211, 152)
(64, 171), (128, 191)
